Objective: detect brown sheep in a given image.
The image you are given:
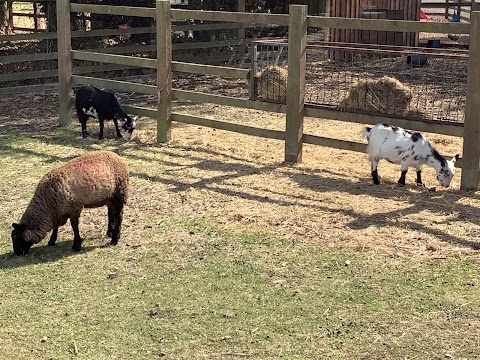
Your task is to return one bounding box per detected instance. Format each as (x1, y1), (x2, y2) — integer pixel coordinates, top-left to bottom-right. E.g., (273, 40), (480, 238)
(11, 150), (129, 255)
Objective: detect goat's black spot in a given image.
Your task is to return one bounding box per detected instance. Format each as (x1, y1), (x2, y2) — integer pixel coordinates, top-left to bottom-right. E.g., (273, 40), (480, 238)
(411, 133), (422, 142)
(431, 148), (446, 167)
(398, 149), (405, 156)
(392, 126), (399, 132)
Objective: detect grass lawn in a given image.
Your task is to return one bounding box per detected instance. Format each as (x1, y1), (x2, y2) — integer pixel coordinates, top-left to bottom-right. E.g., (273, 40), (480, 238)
(0, 94), (479, 359)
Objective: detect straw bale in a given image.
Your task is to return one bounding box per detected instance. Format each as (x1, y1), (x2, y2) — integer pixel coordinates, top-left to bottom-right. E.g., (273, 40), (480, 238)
(338, 76), (413, 115)
(257, 65), (288, 103)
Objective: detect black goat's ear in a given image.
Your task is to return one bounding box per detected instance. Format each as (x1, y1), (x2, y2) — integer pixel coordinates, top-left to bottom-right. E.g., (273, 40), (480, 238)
(454, 154), (460, 161)
(12, 223), (26, 231)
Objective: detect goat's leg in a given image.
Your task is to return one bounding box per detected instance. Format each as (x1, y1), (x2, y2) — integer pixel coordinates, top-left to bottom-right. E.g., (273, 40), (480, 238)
(370, 158), (381, 184)
(113, 119), (122, 138)
(48, 227), (59, 246)
(77, 112), (89, 138)
(98, 118), (105, 140)
(70, 214), (83, 252)
(415, 167), (424, 187)
(398, 163), (409, 186)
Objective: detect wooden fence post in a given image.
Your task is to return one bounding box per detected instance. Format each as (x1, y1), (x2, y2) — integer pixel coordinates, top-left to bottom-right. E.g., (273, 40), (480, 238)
(156, 0), (172, 143)
(57, 0), (73, 126)
(461, 11), (480, 190)
(285, 4), (307, 163)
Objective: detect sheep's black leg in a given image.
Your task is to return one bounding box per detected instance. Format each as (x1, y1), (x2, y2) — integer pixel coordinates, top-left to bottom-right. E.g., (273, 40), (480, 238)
(106, 206), (114, 238)
(416, 170), (424, 186)
(110, 202), (124, 246)
(48, 227), (59, 246)
(398, 170), (408, 186)
(70, 216), (83, 252)
(98, 118), (105, 140)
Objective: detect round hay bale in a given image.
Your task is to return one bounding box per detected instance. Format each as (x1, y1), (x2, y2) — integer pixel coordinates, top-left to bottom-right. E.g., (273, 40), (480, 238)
(338, 76), (413, 115)
(257, 65), (288, 103)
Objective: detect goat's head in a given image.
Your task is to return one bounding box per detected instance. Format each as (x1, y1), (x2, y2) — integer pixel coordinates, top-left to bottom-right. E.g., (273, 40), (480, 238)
(115, 113), (138, 140)
(436, 154), (460, 187)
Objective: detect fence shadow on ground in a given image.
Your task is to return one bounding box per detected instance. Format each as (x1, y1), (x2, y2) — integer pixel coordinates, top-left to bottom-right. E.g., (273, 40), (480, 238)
(2, 118), (480, 252)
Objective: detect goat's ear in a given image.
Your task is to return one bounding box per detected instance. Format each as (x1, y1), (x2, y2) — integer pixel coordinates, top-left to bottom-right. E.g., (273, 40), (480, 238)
(452, 154), (460, 162)
(12, 223), (26, 231)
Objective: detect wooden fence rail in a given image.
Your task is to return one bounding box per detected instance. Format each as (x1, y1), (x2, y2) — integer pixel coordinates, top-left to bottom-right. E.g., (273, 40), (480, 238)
(54, 0), (480, 190)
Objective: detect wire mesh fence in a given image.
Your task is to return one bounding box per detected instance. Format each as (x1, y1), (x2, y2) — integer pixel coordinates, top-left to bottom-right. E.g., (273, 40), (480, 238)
(253, 40), (468, 123)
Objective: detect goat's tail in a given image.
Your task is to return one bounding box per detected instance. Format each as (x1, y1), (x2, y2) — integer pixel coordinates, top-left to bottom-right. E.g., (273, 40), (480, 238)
(361, 126), (372, 140)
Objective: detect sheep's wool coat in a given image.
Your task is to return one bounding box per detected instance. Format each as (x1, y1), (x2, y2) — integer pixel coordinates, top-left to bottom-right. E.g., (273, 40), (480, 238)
(20, 151), (128, 244)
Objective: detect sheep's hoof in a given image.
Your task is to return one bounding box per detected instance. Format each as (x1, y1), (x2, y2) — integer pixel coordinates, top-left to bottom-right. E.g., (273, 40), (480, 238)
(82, 131), (89, 138)
(47, 241), (56, 246)
(397, 182), (406, 187)
(416, 183), (425, 187)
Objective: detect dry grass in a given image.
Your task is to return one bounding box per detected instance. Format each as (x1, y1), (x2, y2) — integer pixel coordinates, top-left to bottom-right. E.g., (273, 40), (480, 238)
(0, 93), (480, 359)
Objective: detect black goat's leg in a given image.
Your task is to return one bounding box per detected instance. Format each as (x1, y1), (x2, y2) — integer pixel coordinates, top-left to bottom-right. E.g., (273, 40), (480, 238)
(98, 118), (105, 140)
(113, 119), (122, 138)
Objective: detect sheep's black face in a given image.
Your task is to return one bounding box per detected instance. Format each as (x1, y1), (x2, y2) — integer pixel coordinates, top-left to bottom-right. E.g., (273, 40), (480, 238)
(11, 223), (33, 256)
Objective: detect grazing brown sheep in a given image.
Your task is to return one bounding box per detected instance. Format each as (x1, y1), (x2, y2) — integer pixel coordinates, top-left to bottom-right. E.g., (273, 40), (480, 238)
(11, 151), (129, 255)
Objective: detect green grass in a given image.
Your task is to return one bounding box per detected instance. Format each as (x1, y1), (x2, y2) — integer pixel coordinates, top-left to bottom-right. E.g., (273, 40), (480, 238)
(1, 121), (479, 359)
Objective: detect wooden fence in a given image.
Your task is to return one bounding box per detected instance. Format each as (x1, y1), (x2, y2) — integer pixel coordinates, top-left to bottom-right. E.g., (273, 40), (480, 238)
(56, 0), (480, 190)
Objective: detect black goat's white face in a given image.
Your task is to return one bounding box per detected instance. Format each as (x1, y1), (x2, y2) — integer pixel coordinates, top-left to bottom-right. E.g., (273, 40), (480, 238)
(436, 154), (459, 187)
(115, 115), (138, 140)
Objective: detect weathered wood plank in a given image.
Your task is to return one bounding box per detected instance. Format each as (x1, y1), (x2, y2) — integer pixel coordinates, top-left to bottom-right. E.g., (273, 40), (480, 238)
(172, 62), (249, 79)
(0, 83), (57, 96)
(307, 15), (470, 34)
(172, 90), (286, 113)
(72, 50), (157, 69)
(285, 5), (307, 163)
(304, 106), (464, 137)
(57, 0), (73, 126)
(70, 3), (155, 18)
(122, 105), (158, 119)
(157, 0), (173, 142)
(171, 9), (289, 25)
(303, 135), (367, 153)
(171, 112), (285, 140)
(461, 11), (480, 190)
(72, 75), (157, 95)
(0, 63), (137, 82)
(0, 52), (57, 64)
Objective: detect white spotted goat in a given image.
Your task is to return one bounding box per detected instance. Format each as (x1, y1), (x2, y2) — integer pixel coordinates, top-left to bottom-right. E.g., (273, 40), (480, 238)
(362, 123), (459, 187)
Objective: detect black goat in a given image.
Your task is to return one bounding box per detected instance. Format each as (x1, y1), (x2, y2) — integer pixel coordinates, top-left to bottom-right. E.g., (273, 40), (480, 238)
(75, 86), (137, 140)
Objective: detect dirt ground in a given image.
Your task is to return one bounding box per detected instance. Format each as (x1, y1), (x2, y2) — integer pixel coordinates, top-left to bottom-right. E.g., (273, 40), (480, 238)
(1, 88), (480, 261)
